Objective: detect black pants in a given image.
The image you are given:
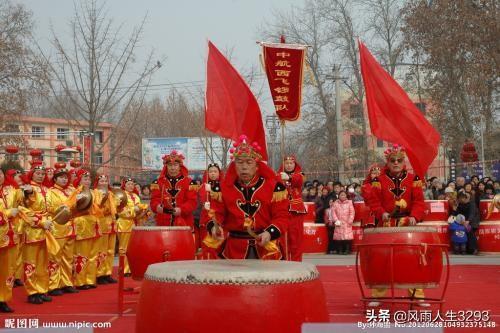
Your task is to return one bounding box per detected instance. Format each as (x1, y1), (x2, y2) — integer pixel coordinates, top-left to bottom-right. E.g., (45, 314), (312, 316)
(336, 240), (352, 254)
(326, 225), (335, 253)
(466, 229), (478, 254)
(453, 242), (466, 254)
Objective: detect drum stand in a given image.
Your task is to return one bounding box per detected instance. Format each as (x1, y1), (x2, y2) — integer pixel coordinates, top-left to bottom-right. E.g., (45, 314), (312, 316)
(355, 243), (450, 313)
(117, 254), (141, 316)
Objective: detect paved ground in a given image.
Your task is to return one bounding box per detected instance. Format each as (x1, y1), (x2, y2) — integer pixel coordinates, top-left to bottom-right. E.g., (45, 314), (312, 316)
(303, 253), (500, 266)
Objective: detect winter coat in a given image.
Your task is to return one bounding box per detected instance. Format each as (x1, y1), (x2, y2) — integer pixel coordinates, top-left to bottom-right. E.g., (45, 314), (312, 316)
(449, 221), (469, 244)
(331, 199), (355, 240)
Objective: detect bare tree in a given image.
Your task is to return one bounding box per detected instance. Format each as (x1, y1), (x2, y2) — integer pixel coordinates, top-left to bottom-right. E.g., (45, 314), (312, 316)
(0, 0), (47, 144)
(361, 0), (406, 77)
(402, 0), (499, 162)
(38, 0), (163, 171)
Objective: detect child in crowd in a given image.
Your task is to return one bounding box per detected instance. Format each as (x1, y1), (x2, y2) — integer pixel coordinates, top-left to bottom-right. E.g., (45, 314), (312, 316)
(448, 214), (469, 255)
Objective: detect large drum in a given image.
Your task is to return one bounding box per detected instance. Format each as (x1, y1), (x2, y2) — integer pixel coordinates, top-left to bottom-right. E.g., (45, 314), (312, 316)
(422, 200), (449, 221)
(359, 227), (444, 289)
(137, 260), (329, 333)
(480, 200), (499, 221)
(352, 222), (363, 251)
(126, 226), (195, 280)
(302, 223), (328, 254)
(417, 221), (450, 247)
(304, 202), (316, 222)
(477, 222), (500, 253)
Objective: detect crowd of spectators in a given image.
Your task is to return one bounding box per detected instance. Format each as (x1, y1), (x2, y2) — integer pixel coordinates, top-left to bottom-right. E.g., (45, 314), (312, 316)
(301, 175), (499, 255)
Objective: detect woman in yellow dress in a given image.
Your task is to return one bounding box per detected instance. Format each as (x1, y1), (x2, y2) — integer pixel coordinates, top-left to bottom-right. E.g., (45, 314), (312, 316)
(117, 177), (142, 276)
(71, 169), (100, 290)
(45, 165), (79, 296)
(93, 174), (117, 284)
(0, 169), (23, 312)
(5, 169), (25, 288)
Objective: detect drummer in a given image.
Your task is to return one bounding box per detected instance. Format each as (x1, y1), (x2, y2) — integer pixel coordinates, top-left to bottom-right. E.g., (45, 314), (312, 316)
(206, 135), (289, 259)
(366, 144), (427, 307)
(276, 155), (307, 261)
(150, 150), (198, 228)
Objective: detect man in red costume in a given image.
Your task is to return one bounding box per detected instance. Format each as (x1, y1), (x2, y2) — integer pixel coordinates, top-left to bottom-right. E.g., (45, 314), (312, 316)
(206, 135), (289, 260)
(366, 144), (427, 307)
(368, 145), (425, 228)
(277, 155), (307, 261)
(150, 150), (198, 228)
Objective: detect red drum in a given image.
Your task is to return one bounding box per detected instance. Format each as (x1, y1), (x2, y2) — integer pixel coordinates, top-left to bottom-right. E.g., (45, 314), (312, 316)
(137, 260), (329, 333)
(480, 200), (499, 221)
(422, 200), (449, 221)
(302, 223), (327, 254)
(359, 227), (444, 289)
(127, 226), (195, 280)
(304, 202), (316, 222)
(352, 222), (363, 251)
(417, 222), (450, 247)
(477, 222), (500, 253)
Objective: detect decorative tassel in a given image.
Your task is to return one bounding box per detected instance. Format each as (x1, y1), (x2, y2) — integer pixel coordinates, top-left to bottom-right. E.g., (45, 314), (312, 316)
(272, 189), (288, 202)
(189, 184), (201, 192)
(209, 191), (223, 202)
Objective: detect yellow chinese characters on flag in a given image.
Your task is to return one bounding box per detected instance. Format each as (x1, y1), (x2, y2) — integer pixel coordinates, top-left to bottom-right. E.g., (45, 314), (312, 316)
(262, 43), (306, 121)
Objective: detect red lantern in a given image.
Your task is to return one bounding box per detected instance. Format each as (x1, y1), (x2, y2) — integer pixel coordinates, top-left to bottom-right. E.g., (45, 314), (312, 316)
(75, 145), (82, 152)
(55, 144), (66, 152)
(29, 149), (43, 158)
(70, 159), (82, 168)
(5, 145), (19, 154)
(54, 162), (67, 169)
(460, 141), (478, 163)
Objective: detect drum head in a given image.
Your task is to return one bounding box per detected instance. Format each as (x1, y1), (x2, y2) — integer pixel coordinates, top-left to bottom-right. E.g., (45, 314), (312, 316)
(363, 226), (437, 234)
(144, 260), (319, 285)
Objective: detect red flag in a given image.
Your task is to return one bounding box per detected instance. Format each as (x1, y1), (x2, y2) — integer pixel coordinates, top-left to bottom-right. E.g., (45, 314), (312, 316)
(359, 41), (440, 176)
(205, 41), (268, 160)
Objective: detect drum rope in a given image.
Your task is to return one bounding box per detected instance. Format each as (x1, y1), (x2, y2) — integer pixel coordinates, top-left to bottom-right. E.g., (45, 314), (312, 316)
(419, 243), (428, 266)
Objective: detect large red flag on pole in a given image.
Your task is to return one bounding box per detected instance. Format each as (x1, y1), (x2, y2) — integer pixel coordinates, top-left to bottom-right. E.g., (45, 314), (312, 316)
(205, 41), (268, 160)
(359, 40), (440, 177)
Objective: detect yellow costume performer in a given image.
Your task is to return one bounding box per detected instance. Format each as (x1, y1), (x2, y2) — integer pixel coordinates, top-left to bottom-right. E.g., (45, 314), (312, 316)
(0, 170), (23, 312)
(45, 165), (79, 295)
(93, 174), (118, 284)
(22, 159), (53, 304)
(117, 177), (141, 275)
(71, 169), (99, 290)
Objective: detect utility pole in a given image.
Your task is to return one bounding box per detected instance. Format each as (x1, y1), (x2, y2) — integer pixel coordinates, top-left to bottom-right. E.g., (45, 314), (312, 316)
(327, 65), (345, 182)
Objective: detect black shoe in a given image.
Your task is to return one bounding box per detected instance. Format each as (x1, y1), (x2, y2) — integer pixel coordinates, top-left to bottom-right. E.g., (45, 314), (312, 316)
(39, 294), (52, 302)
(88, 284), (97, 289)
(27, 294), (43, 305)
(124, 273), (132, 277)
(62, 286), (79, 294)
(48, 289), (64, 296)
(106, 276), (118, 284)
(76, 285), (92, 290)
(0, 302), (13, 313)
(97, 276), (109, 285)
(14, 279), (24, 287)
